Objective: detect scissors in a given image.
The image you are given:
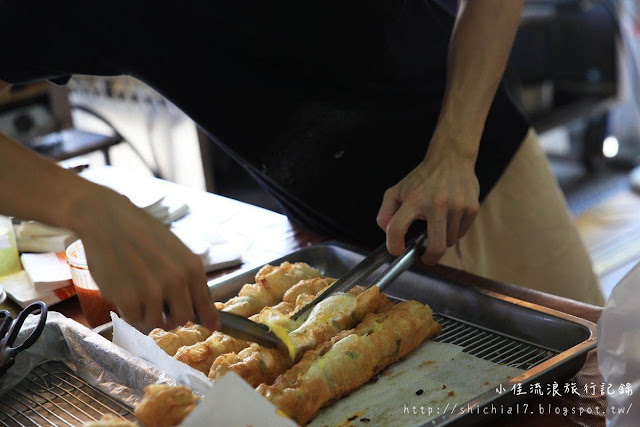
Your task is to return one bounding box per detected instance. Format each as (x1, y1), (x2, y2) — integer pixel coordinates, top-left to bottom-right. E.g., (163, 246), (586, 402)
(0, 301), (48, 377)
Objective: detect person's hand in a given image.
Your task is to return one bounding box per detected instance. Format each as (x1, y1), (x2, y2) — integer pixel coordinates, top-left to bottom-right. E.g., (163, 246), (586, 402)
(71, 184), (221, 332)
(376, 141), (480, 265)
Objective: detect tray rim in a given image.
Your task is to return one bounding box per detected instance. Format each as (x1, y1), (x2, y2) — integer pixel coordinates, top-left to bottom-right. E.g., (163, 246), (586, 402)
(93, 242), (597, 426)
(207, 240), (598, 340)
(206, 241), (598, 426)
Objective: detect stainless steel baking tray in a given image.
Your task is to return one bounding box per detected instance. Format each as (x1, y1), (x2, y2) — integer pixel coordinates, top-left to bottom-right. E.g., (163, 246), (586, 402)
(90, 242), (596, 426)
(205, 242), (597, 426)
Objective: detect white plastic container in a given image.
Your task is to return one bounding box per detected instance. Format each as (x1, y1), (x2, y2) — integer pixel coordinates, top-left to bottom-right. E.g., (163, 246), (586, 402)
(66, 240), (98, 291)
(598, 260), (640, 426)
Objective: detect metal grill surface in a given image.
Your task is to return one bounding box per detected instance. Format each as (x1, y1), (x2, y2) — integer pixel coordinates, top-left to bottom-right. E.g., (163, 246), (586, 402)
(433, 313), (558, 371)
(0, 361), (134, 427)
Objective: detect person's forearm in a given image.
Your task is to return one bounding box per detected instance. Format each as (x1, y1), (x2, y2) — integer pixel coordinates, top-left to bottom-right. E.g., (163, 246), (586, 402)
(430, 0), (524, 159)
(0, 132), (108, 232)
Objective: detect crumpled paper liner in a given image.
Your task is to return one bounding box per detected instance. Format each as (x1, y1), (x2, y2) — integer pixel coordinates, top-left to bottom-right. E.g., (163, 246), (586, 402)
(111, 312), (298, 426)
(0, 312), (175, 407)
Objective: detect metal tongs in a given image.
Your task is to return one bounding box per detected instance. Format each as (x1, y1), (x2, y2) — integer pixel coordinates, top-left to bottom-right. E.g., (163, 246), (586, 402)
(217, 311), (283, 348)
(210, 234), (426, 348)
(190, 310), (282, 349)
(291, 234), (427, 321)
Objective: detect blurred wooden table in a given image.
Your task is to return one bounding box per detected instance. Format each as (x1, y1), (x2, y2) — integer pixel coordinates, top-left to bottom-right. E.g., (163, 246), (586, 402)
(26, 129), (123, 165)
(7, 166), (607, 426)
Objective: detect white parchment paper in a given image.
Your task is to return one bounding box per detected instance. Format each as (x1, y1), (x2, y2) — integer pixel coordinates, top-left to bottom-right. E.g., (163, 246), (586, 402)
(309, 340), (524, 427)
(111, 312), (299, 426)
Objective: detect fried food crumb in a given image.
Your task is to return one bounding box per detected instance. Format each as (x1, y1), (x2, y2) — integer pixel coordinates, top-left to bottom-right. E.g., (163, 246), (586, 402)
(134, 384), (196, 427)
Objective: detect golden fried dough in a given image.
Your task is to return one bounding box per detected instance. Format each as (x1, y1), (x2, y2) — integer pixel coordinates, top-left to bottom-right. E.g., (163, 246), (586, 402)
(216, 282), (279, 317)
(376, 295), (395, 313)
(250, 277), (336, 325)
(287, 286), (391, 359)
(140, 258), (440, 427)
(251, 306), (299, 332)
(174, 278), (333, 374)
(174, 332), (250, 374)
(209, 286), (392, 389)
(134, 384), (196, 427)
(216, 262), (321, 317)
(257, 301), (441, 425)
(282, 277), (336, 304)
(209, 344), (295, 388)
(149, 322), (212, 356)
(255, 262), (321, 301)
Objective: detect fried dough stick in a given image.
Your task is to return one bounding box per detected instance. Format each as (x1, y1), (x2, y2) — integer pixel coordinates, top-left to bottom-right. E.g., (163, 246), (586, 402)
(148, 322), (212, 356)
(134, 384), (197, 427)
(282, 277), (336, 305)
(287, 286), (393, 358)
(173, 332), (250, 374)
(257, 301), (441, 425)
(255, 262), (322, 299)
(208, 286), (391, 387)
(215, 262), (321, 317)
(251, 277), (337, 324)
(165, 264), (321, 364)
(174, 277), (335, 374)
(209, 343), (294, 388)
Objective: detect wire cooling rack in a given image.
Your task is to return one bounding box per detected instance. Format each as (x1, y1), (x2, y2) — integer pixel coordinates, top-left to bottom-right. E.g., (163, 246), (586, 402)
(0, 361), (135, 426)
(433, 313), (558, 371)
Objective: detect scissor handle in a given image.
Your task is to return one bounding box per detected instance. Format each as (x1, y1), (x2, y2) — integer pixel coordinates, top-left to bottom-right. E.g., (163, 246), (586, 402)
(4, 302), (48, 351)
(0, 310), (12, 341)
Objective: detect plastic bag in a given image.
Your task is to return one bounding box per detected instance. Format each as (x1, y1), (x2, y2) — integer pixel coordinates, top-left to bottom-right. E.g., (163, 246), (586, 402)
(598, 261), (640, 426)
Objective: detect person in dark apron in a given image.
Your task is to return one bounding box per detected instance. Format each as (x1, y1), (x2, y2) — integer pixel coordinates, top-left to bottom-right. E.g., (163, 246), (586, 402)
(0, 0), (602, 330)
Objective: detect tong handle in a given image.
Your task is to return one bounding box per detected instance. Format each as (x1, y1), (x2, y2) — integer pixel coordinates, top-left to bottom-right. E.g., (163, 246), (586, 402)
(290, 243), (393, 320)
(369, 234), (426, 292)
(291, 233), (426, 320)
(0, 311), (11, 342)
